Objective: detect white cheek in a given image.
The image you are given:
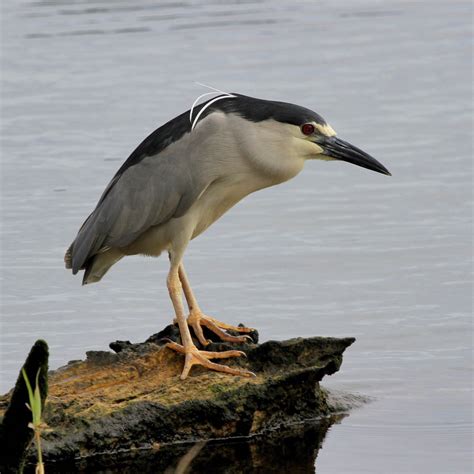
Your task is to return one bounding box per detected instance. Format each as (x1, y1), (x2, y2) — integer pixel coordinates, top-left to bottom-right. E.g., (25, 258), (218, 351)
(296, 138), (324, 158)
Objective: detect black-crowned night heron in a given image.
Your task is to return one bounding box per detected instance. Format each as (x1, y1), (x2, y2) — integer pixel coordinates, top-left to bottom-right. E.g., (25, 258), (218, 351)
(65, 92), (390, 379)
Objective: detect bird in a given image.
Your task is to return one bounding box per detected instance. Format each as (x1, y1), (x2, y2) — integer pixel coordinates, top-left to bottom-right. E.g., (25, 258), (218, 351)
(65, 90), (391, 380)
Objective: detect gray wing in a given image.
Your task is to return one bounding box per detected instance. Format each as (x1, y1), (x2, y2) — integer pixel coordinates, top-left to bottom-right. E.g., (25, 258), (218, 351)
(68, 152), (204, 274)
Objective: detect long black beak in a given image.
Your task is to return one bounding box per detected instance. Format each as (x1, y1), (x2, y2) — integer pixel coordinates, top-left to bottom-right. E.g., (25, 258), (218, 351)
(320, 136), (391, 176)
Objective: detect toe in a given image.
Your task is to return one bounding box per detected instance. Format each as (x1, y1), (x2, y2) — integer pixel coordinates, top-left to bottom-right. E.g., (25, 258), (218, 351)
(190, 321), (211, 347)
(201, 319), (251, 343)
(166, 341), (185, 354)
(180, 357), (193, 379)
(200, 349), (246, 359)
(203, 359), (255, 377)
(204, 316), (254, 333)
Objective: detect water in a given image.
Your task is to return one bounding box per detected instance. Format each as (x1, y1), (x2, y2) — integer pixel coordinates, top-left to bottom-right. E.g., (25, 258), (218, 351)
(1, 0), (472, 472)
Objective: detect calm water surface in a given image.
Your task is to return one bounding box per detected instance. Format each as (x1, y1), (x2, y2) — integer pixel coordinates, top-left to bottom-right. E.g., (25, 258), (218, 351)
(1, 1), (472, 473)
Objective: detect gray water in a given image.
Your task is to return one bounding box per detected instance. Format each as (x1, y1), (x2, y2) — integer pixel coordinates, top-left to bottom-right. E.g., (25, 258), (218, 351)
(1, 0), (472, 472)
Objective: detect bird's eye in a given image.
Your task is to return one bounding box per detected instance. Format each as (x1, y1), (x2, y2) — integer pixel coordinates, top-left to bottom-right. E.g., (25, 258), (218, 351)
(301, 123), (315, 135)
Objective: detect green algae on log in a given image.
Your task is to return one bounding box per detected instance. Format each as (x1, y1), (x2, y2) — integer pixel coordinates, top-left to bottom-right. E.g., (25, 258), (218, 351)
(0, 326), (355, 469)
(0, 339), (49, 474)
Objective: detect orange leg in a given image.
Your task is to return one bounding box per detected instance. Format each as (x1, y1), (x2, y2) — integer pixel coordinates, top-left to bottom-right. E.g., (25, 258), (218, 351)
(178, 264), (254, 347)
(166, 261), (254, 379)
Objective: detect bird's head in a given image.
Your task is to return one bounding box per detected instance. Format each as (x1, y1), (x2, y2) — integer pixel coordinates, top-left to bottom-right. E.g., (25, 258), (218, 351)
(282, 113), (391, 176)
(197, 94), (391, 177)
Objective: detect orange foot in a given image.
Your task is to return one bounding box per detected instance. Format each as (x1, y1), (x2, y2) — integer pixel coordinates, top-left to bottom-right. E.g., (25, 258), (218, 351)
(186, 311), (254, 346)
(166, 341), (256, 379)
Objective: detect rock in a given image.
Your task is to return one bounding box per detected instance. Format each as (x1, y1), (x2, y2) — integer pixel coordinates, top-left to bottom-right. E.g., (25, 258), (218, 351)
(0, 325), (357, 471)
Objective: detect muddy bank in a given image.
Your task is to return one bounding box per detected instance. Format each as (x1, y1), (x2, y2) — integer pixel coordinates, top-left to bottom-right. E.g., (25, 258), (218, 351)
(0, 325), (358, 471)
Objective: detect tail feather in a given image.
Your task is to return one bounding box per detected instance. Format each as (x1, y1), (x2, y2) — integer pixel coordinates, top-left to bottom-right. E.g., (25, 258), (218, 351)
(65, 185), (125, 282)
(64, 245), (73, 269)
(64, 208), (107, 275)
(82, 249), (124, 285)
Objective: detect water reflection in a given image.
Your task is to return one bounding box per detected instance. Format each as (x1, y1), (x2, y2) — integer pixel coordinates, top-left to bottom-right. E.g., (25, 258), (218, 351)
(164, 441), (206, 474)
(43, 417), (342, 473)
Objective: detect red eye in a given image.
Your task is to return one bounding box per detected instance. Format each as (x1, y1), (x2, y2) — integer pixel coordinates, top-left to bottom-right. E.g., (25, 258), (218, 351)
(301, 123), (315, 135)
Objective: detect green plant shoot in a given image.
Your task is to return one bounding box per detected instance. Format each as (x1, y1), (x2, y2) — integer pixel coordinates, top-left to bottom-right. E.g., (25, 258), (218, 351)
(22, 368), (45, 474)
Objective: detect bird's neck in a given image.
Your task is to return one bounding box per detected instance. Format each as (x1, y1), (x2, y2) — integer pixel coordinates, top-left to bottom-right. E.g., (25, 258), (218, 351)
(232, 118), (306, 186)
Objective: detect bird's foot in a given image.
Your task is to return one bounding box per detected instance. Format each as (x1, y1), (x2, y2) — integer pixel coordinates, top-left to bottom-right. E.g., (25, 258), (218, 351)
(166, 341), (255, 380)
(186, 310), (254, 346)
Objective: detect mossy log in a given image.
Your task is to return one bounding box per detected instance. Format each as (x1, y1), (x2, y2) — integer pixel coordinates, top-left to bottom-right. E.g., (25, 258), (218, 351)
(0, 326), (356, 471)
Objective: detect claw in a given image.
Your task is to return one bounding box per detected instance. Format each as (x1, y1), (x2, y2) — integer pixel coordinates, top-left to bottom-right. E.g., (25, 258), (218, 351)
(166, 342), (253, 379)
(187, 311), (255, 345)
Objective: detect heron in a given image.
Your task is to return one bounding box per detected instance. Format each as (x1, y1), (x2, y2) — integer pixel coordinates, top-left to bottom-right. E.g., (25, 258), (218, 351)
(65, 91), (390, 379)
